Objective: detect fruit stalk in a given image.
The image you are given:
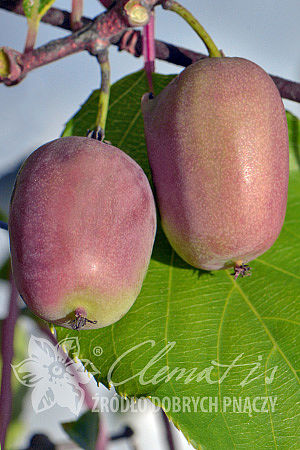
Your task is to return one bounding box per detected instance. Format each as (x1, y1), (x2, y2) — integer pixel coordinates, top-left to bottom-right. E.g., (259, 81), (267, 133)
(94, 49), (111, 140)
(143, 12), (155, 92)
(162, 0), (221, 58)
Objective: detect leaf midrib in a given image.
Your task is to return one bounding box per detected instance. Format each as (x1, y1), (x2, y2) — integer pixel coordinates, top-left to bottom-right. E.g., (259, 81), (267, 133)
(216, 285), (237, 448)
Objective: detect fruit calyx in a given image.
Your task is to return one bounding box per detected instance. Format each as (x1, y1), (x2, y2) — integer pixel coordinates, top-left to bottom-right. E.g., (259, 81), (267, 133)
(87, 126), (104, 141)
(232, 263), (252, 280)
(70, 308), (98, 330)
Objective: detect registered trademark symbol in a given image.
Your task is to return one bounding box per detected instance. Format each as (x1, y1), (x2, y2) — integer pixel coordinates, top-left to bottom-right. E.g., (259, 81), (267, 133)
(93, 346), (103, 356)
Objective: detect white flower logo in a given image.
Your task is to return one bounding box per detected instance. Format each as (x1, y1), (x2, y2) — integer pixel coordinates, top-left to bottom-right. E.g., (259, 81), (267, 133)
(12, 335), (100, 416)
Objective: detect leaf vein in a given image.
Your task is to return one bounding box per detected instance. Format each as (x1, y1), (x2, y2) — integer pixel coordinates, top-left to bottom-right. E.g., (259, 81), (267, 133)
(264, 346), (278, 449)
(216, 285), (237, 448)
(109, 71), (145, 110)
(255, 259), (300, 280)
(262, 317), (300, 326)
(117, 108), (141, 148)
(226, 271), (299, 383)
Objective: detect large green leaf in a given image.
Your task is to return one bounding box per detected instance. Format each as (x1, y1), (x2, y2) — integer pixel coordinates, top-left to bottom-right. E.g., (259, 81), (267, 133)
(58, 71), (300, 449)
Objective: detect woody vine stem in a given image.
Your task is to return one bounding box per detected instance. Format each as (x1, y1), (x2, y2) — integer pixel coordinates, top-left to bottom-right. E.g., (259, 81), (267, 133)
(0, 0), (299, 101)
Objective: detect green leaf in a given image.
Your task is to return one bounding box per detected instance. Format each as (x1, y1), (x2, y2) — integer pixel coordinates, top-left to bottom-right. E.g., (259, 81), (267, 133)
(58, 71), (300, 449)
(0, 257), (10, 280)
(0, 207), (8, 223)
(286, 110), (300, 171)
(62, 411), (100, 450)
(0, 48), (10, 78)
(23, 0), (56, 20)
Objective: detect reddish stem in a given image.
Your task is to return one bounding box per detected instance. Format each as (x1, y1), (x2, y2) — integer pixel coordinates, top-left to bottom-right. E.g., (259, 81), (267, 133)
(143, 12), (155, 92)
(71, 0), (83, 31)
(0, 279), (19, 448)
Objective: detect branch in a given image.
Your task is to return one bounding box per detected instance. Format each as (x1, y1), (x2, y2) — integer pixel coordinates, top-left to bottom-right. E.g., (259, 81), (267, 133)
(0, 0), (93, 30)
(0, 278), (19, 448)
(268, 75), (300, 103)
(0, 0), (158, 85)
(116, 31), (300, 103)
(97, 0), (115, 7)
(161, 409), (177, 450)
(0, 0), (299, 103)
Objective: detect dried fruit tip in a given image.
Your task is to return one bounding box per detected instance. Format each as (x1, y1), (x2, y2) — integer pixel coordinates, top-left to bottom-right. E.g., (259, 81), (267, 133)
(87, 126), (104, 141)
(70, 308), (98, 330)
(232, 263), (252, 280)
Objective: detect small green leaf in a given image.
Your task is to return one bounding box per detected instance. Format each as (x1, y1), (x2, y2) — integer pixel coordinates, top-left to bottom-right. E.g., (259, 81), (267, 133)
(0, 49), (10, 78)
(23, 0), (56, 20)
(62, 411), (100, 450)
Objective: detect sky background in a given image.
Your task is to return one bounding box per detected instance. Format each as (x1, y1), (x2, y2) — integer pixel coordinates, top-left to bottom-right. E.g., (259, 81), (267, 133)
(0, 1), (299, 447)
